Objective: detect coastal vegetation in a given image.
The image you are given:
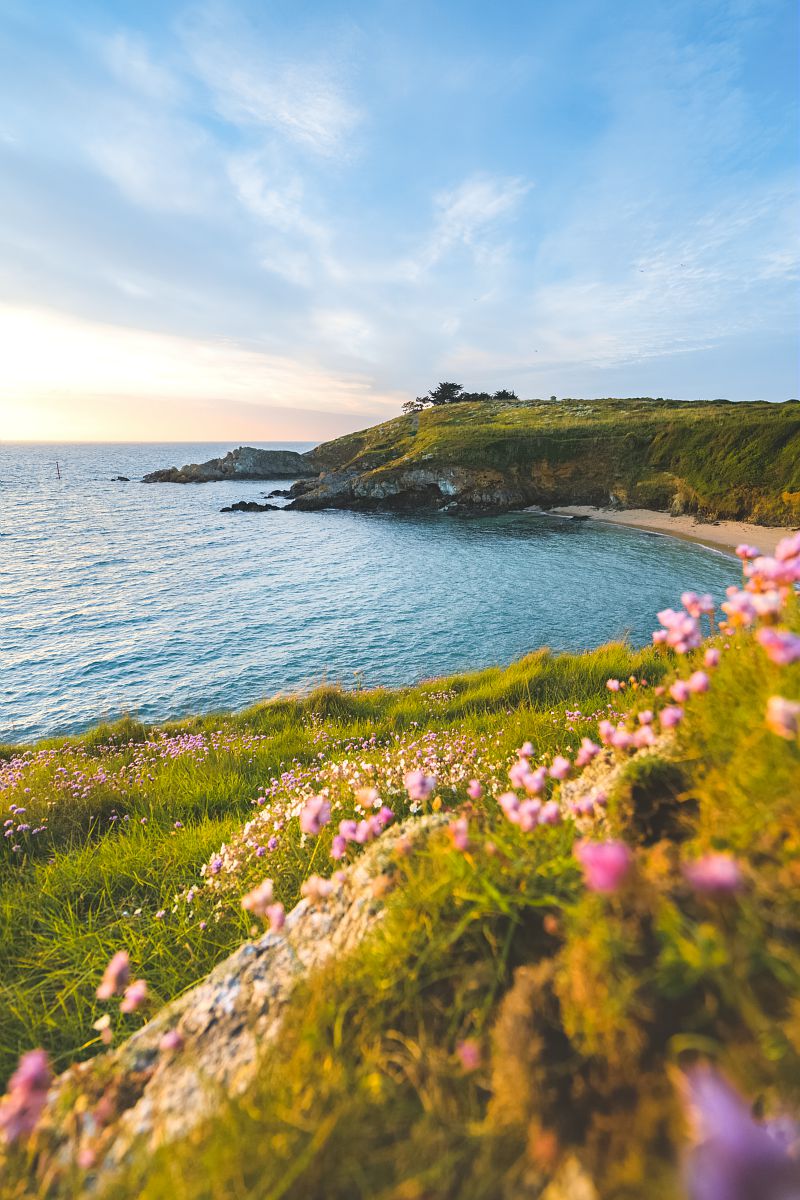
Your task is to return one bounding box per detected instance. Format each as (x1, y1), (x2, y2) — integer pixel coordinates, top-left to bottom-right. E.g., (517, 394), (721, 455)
(1, 533), (799, 1197)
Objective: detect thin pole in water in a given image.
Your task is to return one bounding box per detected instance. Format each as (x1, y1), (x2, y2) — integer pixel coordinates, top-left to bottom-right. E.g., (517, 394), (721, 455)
(55, 461), (61, 479)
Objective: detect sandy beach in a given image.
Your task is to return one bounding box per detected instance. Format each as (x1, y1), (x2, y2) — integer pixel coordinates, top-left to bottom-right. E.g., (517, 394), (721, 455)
(552, 506), (796, 556)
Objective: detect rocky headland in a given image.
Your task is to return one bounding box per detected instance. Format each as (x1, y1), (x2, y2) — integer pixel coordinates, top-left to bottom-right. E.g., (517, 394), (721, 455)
(142, 446), (317, 483)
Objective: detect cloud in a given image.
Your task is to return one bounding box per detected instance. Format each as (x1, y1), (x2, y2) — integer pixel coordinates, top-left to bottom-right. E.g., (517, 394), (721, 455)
(98, 31), (182, 102)
(180, 6), (362, 156)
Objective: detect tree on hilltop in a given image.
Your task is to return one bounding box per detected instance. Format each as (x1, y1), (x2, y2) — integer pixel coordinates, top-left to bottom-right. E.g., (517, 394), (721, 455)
(402, 382), (518, 413)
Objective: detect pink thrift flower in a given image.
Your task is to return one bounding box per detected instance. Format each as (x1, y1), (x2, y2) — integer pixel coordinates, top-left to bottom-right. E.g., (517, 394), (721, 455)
(523, 766), (548, 795)
(266, 903), (285, 931)
(0, 1049), (51, 1142)
(611, 726), (634, 750)
(330, 834), (347, 860)
(575, 840), (632, 893)
(606, 678), (621, 692)
(575, 737), (601, 767)
(670, 680), (691, 703)
(766, 696), (800, 741)
(660, 705), (684, 729)
(682, 591), (715, 618)
(633, 725), (657, 749)
(120, 979), (147, 1014)
(159, 1029), (184, 1053)
(549, 755), (571, 781)
(509, 759), (530, 788)
(448, 818), (470, 852)
(683, 854), (743, 894)
(688, 671), (710, 694)
(598, 719), (615, 746)
(338, 819), (358, 841)
(404, 770), (436, 802)
(456, 1039), (481, 1071)
(517, 799), (542, 832)
(96, 950), (130, 1000)
(241, 878), (274, 917)
(757, 628), (800, 667)
(518, 741), (534, 758)
(301, 875), (335, 902)
(704, 647), (721, 668)
(539, 800), (561, 825)
(498, 791), (520, 823)
(299, 795), (331, 836)
(735, 543), (760, 560)
(467, 779), (484, 800)
(638, 710), (654, 725)
(775, 531), (800, 562)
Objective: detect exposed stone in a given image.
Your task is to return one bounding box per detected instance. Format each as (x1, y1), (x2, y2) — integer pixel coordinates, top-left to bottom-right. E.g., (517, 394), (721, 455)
(220, 500), (280, 513)
(143, 447), (318, 484)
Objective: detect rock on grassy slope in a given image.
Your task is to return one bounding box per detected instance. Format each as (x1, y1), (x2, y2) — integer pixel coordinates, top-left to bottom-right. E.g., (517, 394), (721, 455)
(294, 398), (800, 522)
(1, 539), (799, 1199)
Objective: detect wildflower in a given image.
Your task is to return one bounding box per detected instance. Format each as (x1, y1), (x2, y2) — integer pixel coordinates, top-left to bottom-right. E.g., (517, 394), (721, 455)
(735, 543), (760, 560)
(633, 725), (657, 749)
(682, 591), (715, 618)
(0, 1049), (51, 1142)
(704, 647), (721, 668)
(266, 903), (285, 931)
(96, 950), (130, 1000)
(611, 727), (634, 751)
(606, 678), (621, 692)
(448, 818), (470, 852)
(509, 759), (530, 788)
(682, 1065), (800, 1200)
(159, 1029), (184, 1053)
(765, 696), (800, 741)
(775, 531), (800, 562)
(354, 786), (379, 808)
(338, 819), (359, 841)
(683, 854), (743, 895)
(688, 671), (710, 694)
(757, 628), (800, 666)
(523, 765), (548, 794)
(92, 1013), (113, 1045)
(549, 755), (571, 780)
(660, 705), (684, 729)
(721, 589), (757, 628)
(467, 779), (484, 800)
(330, 834), (347, 859)
(404, 770), (436, 802)
(301, 875), (335, 903)
(456, 1039), (481, 1071)
(670, 680), (692, 703)
(299, 795), (331, 836)
(518, 799), (542, 831)
(120, 979), (147, 1014)
(574, 840), (631, 893)
(539, 800), (561, 825)
(598, 720), (615, 745)
(498, 791), (520, 823)
(518, 741), (534, 758)
(575, 737), (601, 767)
(241, 878), (274, 917)
(638, 710), (654, 725)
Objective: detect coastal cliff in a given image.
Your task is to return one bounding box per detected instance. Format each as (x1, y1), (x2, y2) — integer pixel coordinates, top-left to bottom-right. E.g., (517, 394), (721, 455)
(142, 446), (316, 483)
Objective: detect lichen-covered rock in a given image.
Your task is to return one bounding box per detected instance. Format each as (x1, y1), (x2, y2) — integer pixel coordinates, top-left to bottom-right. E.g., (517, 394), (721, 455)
(45, 816), (445, 1185)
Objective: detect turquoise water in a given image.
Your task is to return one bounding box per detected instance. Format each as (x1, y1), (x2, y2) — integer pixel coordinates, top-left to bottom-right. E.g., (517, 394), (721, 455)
(0, 442), (739, 743)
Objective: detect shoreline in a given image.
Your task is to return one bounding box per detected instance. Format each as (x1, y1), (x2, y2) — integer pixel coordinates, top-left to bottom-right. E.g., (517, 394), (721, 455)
(551, 506), (795, 556)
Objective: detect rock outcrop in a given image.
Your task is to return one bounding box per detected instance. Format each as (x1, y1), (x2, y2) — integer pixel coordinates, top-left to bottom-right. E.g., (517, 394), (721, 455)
(220, 500), (280, 513)
(143, 447), (318, 484)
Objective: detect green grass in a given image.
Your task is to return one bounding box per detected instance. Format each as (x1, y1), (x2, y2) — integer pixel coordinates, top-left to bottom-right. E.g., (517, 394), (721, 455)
(308, 398), (800, 523)
(1, 599), (798, 1198)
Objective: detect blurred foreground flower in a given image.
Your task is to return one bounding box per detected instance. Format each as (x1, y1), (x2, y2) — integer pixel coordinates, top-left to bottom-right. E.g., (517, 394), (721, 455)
(0, 1049), (51, 1142)
(96, 950), (130, 1000)
(574, 840), (631, 893)
(766, 696), (800, 741)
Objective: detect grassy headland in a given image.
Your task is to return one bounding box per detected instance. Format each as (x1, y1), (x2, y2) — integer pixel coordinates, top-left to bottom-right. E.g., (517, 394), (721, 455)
(300, 398), (800, 523)
(1, 533), (799, 1197)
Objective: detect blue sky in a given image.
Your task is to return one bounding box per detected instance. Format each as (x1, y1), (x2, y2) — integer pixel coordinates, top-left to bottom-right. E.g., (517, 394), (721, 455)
(0, 0), (797, 439)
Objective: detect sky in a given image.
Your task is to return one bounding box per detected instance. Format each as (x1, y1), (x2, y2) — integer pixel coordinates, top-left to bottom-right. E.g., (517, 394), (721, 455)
(0, 0), (797, 441)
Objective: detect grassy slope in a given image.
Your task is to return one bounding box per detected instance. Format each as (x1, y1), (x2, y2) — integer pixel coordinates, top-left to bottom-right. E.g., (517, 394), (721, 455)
(1, 599), (798, 1197)
(309, 399), (800, 523)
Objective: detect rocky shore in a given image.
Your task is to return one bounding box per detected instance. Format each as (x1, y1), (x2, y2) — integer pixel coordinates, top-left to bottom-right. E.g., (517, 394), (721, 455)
(142, 446), (317, 483)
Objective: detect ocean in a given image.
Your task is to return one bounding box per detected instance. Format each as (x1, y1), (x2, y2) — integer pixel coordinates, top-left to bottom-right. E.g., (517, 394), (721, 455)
(0, 441), (739, 743)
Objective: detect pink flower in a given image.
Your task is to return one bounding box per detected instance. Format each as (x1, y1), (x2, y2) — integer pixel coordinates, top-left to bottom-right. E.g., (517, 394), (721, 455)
(448, 818), (470, 852)
(598, 719), (615, 745)
(683, 854), (743, 894)
(575, 737), (601, 767)
(735, 543), (760, 560)
(633, 725), (657, 749)
(523, 766), (548, 795)
(721, 589), (757, 628)
(765, 696), (800, 741)
(517, 741), (534, 758)
(682, 591), (715, 618)
(159, 1029), (184, 1053)
(660, 705), (684, 729)
(574, 840), (632, 893)
(704, 648), (721, 668)
(509, 759), (530, 788)
(338, 819), (358, 841)
(517, 799), (542, 832)
(638, 710), (654, 725)
(330, 834), (347, 859)
(775, 531), (800, 562)
(756, 628), (800, 667)
(467, 779), (484, 800)
(96, 950), (130, 1000)
(549, 755), (571, 780)
(539, 800), (561, 825)
(456, 1039), (481, 1071)
(606, 678), (621, 692)
(688, 671), (710, 694)
(498, 791), (520, 823)
(0, 1049), (51, 1142)
(301, 875), (335, 902)
(611, 726), (634, 750)
(375, 806), (395, 829)
(404, 770), (436, 802)
(266, 903), (285, 931)
(241, 878), (274, 916)
(120, 979), (147, 1014)
(299, 795), (331, 836)
(670, 680), (691, 703)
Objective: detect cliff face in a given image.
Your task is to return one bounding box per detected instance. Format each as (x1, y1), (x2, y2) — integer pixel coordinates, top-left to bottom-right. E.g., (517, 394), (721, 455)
(143, 446), (317, 483)
(295, 399), (800, 523)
